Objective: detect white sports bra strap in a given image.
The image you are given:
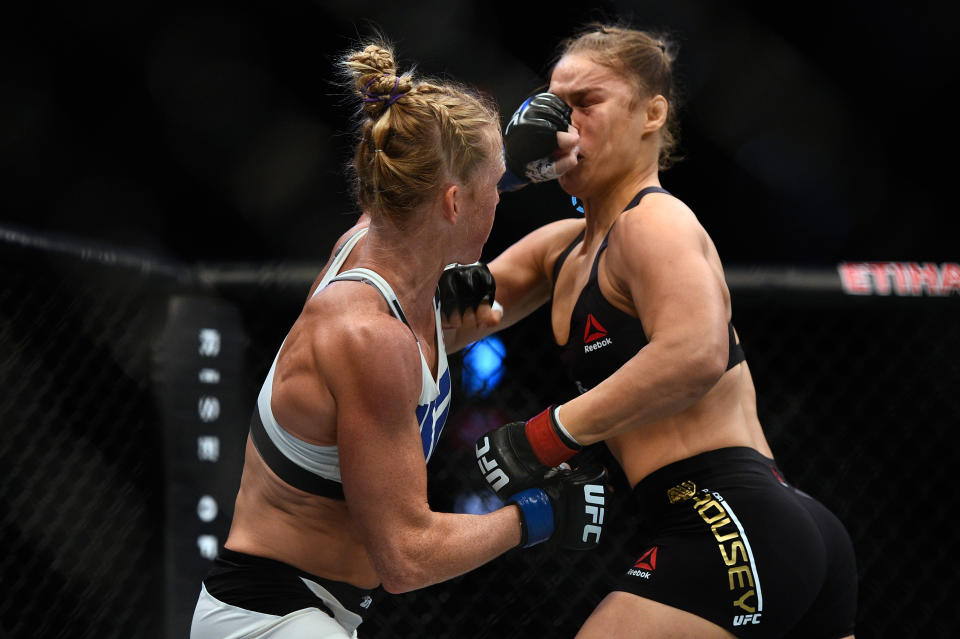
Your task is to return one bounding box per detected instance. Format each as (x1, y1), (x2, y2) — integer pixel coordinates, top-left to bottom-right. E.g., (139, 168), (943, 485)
(312, 227), (369, 299)
(330, 267), (412, 331)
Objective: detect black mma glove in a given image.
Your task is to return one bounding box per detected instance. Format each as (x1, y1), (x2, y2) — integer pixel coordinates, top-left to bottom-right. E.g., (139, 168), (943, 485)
(507, 464), (607, 549)
(437, 262), (496, 320)
(498, 93), (573, 191)
(475, 406), (582, 499)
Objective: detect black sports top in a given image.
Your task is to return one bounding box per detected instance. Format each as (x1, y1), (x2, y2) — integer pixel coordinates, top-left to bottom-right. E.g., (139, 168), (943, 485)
(552, 187), (745, 394)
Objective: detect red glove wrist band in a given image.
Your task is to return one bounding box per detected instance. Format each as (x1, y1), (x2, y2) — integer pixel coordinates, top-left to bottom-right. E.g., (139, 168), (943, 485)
(524, 406), (580, 467)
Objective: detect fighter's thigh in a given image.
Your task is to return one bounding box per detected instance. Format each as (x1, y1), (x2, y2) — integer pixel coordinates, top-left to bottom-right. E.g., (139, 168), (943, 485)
(575, 591), (736, 639)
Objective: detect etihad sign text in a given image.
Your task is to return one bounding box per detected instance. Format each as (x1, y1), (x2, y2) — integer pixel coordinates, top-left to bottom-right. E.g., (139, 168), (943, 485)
(839, 262), (960, 296)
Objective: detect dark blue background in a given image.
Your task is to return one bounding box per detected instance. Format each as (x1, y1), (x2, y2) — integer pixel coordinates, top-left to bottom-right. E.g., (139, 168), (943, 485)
(1, 0), (955, 265)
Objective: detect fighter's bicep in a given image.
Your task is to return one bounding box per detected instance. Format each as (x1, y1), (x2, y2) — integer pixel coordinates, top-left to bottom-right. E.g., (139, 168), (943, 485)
(487, 242), (548, 314)
(610, 209), (726, 344)
(487, 218), (585, 326)
(326, 323), (430, 533)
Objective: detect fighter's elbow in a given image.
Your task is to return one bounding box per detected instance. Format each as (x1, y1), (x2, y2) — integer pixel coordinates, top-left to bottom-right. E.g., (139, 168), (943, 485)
(378, 569), (422, 594)
(373, 536), (432, 594)
(685, 342), (728, 393)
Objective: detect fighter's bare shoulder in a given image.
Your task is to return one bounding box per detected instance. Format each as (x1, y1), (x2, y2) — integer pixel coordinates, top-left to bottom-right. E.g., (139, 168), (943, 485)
(505, 216), (586, 272)
(612, 191), (706, 255)
(306, 216), (372, 298)
(305, 285), (422, 406)
(622, 190), (699, 230)
(535, 216), (587, 246)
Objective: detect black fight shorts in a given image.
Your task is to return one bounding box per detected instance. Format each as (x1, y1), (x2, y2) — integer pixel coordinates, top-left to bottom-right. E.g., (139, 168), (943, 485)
(191, 548), (378, 639)
(609, 447), (857, 638)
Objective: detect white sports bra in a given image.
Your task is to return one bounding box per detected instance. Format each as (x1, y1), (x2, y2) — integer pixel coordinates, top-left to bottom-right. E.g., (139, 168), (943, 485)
(248, 227), (452, 498)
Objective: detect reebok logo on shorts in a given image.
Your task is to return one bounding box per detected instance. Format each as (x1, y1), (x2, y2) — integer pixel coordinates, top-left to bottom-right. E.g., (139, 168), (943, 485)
(626, 546), (657, 578)
(583, 314), (612, 353)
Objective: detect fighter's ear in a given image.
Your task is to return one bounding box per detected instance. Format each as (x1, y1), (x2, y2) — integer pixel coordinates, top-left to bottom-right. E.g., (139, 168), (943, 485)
(440, 182), (459, 225)
(643, 95), (668, 133)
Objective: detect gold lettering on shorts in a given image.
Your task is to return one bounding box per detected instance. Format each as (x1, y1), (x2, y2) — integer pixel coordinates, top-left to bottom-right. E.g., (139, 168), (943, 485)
(734, 590), (757, 613)
(667, 480), (696, 504)
(728, 565), (755, 589)
(692, 490), (759, 614)
(720, 540), (747, 566)
(712, 517), (739, 543)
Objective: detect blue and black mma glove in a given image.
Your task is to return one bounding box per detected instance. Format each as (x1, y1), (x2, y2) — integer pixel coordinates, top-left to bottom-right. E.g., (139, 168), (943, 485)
(498, 92), (573, 192)
(476, 406), (604, 548)
(506, 464), (608, 549)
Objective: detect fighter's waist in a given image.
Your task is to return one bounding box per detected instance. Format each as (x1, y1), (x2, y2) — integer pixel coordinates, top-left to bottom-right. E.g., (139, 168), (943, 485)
(629, 446), (779, 517)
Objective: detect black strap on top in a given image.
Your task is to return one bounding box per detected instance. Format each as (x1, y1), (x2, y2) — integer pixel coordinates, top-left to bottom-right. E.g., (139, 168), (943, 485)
(249, 408), (346, 499)
(250, 270), (420, 498)
(594, 186), (672, 258)
(727, 322), (746, 370)
(549, 186), (747, 368)
(552, 186), (673, 294)
(552, 229), (585, 287)
(623, 186), (671, 210)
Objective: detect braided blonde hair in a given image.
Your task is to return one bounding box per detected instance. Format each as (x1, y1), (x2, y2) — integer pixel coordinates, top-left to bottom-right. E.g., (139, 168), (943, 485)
(341, 41), (500, 222)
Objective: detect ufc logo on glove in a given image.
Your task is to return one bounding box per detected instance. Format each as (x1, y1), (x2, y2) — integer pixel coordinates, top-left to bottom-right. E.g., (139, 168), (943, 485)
(475, 437), (510, 492)
(583, 484), (605, 543)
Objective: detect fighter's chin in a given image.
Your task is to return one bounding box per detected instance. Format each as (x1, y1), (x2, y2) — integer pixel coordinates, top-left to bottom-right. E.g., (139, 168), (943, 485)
(557, 171), (584, 197)
(459, 247), (484, 265)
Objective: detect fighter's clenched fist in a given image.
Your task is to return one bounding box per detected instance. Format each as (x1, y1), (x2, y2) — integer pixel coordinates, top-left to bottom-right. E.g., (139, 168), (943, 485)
(498, 93), (580, 191)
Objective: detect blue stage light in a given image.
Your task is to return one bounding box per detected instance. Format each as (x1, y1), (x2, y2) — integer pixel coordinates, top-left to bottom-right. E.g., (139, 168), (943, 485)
(453, 490), (504, 515)
(462, 335), (505, 397)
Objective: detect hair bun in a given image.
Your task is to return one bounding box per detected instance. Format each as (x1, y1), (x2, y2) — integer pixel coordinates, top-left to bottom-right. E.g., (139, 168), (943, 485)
(338, 38), (500, 223)
(345, 44), (414, 118)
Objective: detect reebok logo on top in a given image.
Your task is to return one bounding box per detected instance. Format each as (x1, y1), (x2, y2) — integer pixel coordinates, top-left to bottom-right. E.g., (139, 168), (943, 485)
(583, 314), (612, 353)
(583, 314), (607, 343)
